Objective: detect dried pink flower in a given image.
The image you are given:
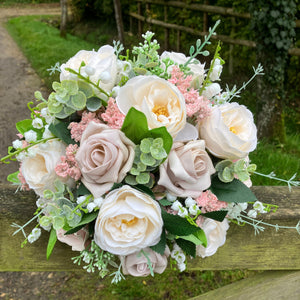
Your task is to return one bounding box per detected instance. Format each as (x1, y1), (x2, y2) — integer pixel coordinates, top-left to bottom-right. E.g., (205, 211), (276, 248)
(196, 190), (227, 213)
(168, 66), (211, 120)
(68, 111), (101, 142)
(101, 97), (125, 129)
(55, 144), (81, 181)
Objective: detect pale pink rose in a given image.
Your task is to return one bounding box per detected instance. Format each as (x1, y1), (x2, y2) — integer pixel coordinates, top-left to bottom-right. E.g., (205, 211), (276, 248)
(199, 102), (257, 160)
(75, 122), (135, 198)
(196, 217), (229, 258)
(56, 227), (90, 251)
(158, 140), (215, 198)
(116, 75), (186, 137)
(122, 247), (170, 277)
(94, 185), (163, 256)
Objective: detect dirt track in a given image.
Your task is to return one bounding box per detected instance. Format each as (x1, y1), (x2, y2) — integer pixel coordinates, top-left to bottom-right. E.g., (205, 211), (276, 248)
(0, 4), (78, 299)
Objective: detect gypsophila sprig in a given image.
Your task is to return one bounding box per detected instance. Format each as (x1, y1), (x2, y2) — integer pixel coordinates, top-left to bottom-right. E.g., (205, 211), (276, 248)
(3, 23), (299, 282)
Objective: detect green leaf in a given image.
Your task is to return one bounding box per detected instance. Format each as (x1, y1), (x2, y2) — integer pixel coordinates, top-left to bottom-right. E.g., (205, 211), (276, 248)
(150, 229), (166, 255)
(201, 210), (228, 222)
(70, 92), (86, 110)
(65, 211), (98, 235)
(47, 227), (57, 260)
(7, 171), (20, 184)
(179, 229), (206, 247)
(159, 199), (173, 206)
(210, 175), (257, 203)
(16, 119), (32, 135)
(121, 108), (173, 155)
(49, 120), (77, 145)
(61, 80), (78, 95)
(176, 238), (196, 258)
(121, 107), (149, 144)
(161, 209), (199, 236)
(78, 80), (94, 98)
(86, 97), (102, 112)
(76, 182), (91, 196)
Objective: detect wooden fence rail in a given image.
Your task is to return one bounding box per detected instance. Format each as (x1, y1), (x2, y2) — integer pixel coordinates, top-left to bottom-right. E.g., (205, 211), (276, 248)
(129, 0), (300, 57)
(1, 184), (300, 298)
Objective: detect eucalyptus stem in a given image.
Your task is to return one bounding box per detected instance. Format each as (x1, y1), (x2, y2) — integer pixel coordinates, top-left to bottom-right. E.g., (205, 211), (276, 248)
(65, 67), (110, 98)
(183, 20), (221, 68)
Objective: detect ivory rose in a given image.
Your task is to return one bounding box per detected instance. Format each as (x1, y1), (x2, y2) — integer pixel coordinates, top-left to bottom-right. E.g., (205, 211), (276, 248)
(75, 122), (135, 198)
(60, 45), (118, 94)
(94, 185), (163, 256)
(158, 140), (215, 198)
(56, 227), (90, 251)
(196, 218), (229, 258)
(161, 51), (205, 88)
(21, 140), (72, 196)
(116, 75), (186, 137)
(122, 247), (170, 277)
(199, 102), (257, 160)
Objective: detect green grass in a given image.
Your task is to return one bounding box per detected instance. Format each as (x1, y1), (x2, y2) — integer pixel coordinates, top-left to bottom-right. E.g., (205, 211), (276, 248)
(4, 15), (299, 299)
(250, 134), (300, 186)
(0, 0), (58, 7)
(5, 15), (99, 88)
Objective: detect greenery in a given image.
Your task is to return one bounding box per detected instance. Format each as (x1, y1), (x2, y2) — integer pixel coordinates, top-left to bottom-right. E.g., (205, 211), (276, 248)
(4, 13), (300, 299)
(0, 0), (59, 6)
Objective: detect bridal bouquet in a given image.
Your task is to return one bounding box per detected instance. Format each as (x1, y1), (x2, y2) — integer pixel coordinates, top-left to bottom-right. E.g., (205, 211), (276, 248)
(2, 25), (296, 282)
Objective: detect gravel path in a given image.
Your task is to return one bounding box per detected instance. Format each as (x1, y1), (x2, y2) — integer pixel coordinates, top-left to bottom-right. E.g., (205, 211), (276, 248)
(0, 4), (77, 300)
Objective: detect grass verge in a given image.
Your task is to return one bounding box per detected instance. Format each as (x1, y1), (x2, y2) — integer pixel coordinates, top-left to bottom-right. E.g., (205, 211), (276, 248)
(5, 15), (99, 88)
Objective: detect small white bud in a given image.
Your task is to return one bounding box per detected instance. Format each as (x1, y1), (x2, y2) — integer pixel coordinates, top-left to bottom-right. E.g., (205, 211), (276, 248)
(24, 130), (37, 143)
(12, 139), (23, 149)
(93, 197), (103, 207)
(171, 200), (182, 212)
(178, 207), (188, 218)
(32, 118), (44, 129)
(99, 71), (111, 84)
(247, 209), (257, 218)
(77, 195), (87, 205)
(87, 202), (97, 213)
(185, 197), (196, 208)
(166, 192), (177, 202)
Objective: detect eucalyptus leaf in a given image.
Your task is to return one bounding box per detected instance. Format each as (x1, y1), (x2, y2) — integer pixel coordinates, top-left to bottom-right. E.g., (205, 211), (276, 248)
(86, 97), (102, 112)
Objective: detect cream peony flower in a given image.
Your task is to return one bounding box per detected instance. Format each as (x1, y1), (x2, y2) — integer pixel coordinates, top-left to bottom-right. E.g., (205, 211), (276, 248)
(75, 122), (135, 198)
(196, 218), (229, 258)
(94, 185), (163, 256)
(160, 51), (205, 88)
(60, 45), (118, 94)
(158, 140), (215, 198)
(21, 140), (72, 196)
(116, 75), (186, 137)
(56, 227), (90, 251)
(121, 247), (170, 277)
(199, 102), (257, 159)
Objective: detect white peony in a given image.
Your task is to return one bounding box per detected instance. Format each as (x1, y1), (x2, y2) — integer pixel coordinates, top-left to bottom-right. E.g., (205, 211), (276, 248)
(199, 102), (257, 159)
(196, 218), (229, 258)
(60, 45), (118, 94)
(116, 75), (186, 137)
(94, 185), (163, 256)
(21, 140), (73, 196)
